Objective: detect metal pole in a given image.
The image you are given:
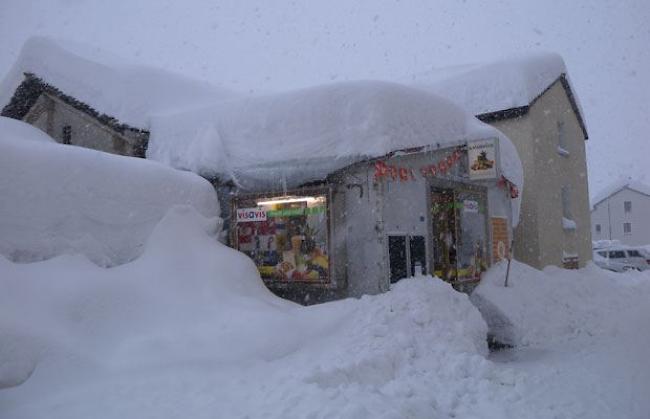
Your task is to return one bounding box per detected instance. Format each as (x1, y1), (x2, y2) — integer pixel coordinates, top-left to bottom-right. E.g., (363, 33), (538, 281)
(504, 238), (514, 287)
(607, 198), (612, 240)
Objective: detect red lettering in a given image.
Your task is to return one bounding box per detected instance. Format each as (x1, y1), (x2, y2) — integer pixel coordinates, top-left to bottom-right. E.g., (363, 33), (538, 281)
(374, 161), (388, 180)
(399, 167), (410, 181)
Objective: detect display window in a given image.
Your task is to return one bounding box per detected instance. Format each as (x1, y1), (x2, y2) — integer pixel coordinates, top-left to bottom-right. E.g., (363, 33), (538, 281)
(431, 185), (488, 283)
(233, 192), (330, 283)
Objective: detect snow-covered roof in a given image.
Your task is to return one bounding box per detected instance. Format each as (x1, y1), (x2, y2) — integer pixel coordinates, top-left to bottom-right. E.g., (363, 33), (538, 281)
(403, 52), (587, 138)
(591, 178), (650, 209)
(0, 37), (238, 130)
(148, 80), (522, 187)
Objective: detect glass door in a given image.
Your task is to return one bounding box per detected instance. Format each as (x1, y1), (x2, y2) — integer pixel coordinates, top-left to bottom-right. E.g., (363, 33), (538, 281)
(388, 235), (427, 283)
(431, 188), (458, 281)
(455, 190), (488, 282)
(431, 186), (488, 283)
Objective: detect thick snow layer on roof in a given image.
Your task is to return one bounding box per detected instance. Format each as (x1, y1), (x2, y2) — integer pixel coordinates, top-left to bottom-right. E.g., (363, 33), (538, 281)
(0, 121), (219, 266)
(0, 37), (237, 129)
(0, 116), (53, 143)
(590, 178), (650, 209)
(149, 80), (522, 189)
(405, 52), (580, 118)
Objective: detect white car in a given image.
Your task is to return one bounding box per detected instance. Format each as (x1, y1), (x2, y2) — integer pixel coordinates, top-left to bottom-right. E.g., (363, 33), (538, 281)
(593, 246), (650, 272)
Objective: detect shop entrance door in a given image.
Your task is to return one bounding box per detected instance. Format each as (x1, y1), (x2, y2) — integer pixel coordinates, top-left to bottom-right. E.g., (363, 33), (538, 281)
(431, 186), (488, 283)
(431, 188), (458, 281)
(388, 235), (426, 283)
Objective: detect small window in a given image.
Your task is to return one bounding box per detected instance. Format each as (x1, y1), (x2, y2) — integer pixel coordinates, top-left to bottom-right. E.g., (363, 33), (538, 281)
(609, 250), (626, 259)
(623, 222), (632, 234)
(627, 250), (642, 258)
(62, 125), (72, 145)
(597, 251), (607, 257)
(595, 224), (601, 233)
(557, 121), (569, 156)
(624, 201), (632, 213)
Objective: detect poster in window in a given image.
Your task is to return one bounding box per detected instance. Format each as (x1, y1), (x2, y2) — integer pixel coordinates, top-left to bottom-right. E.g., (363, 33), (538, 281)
(235, 195), (329, 283)
(468, 138), (498, 180)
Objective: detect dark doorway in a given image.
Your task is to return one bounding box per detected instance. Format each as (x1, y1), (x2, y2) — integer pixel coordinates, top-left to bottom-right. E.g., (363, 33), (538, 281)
(388, 235), (407, 283)
(409, 236), (426, 276)
(388, 235), (426, 283)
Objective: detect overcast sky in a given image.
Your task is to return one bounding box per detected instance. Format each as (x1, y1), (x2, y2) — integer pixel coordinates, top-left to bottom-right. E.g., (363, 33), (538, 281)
(1, 0), (648, 196)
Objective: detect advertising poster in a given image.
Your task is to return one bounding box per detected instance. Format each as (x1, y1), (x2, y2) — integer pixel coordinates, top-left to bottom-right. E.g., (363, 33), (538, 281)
(235, 195), (330, 283)
(468, 138), (498, 180)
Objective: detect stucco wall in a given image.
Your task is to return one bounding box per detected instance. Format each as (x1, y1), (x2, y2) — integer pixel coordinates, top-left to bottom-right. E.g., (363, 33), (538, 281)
(529, 81), (592, 267)
(591, 188), (650, 246)
(23, 92), (145, 156)
(488, 114), (541, 266)
(488, 80), (591, 268)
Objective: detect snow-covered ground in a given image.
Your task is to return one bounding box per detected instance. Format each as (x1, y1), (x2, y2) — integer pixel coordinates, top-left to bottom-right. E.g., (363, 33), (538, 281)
(1, 204), (649, 418)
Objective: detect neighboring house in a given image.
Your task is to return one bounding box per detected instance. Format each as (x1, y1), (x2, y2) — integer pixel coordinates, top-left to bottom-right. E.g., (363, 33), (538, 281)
(406, 53), (592, 269)
(591, 179), (650, 246)
(0, 37), (235, 156)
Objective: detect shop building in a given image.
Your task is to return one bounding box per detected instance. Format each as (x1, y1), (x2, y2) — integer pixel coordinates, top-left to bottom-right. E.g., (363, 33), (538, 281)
(230, 140), (519, 302)
(147, 81), (523, 303)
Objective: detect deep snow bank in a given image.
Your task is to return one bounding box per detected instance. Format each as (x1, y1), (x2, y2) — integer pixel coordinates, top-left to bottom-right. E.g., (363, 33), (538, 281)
(471, 260), (650, 347)
(0, 206), (501, 418)
(0, 116), (54, 143)
(0, 123), (220, 266)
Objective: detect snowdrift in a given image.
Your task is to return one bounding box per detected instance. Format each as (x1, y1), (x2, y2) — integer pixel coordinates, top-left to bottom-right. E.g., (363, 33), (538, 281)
(471, 260), (650, 347)
(1, 205), (649, 418)
(0, 207), (499, 418)
(0, 122), (220, 266)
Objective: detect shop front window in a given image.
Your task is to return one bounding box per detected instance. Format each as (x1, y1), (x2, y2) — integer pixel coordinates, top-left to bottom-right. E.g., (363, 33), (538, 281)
(234, 192), (330, 283)
(431, 186), (488, 283)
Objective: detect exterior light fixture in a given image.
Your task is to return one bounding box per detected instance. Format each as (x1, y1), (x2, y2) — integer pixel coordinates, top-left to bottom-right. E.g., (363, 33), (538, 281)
(256, 196), (322, 206)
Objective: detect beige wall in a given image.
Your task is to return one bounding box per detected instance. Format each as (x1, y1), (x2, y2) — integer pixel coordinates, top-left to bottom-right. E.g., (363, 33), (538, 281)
(489, 113), (541, 267)
(487, 80), (592, 268)
(23, 92), (145, 156)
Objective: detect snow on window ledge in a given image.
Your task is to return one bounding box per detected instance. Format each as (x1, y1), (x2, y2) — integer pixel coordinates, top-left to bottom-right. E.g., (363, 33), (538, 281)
(562, 217), (577, 231)
(557, 146), (570, 157)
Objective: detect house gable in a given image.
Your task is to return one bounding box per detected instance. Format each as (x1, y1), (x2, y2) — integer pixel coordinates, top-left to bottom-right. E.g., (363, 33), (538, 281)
(1, 73), (149, 157)
(476, 74), (588, 141)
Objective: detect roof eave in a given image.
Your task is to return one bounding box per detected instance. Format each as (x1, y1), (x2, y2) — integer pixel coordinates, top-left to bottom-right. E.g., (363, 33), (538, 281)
(475, 74), (588, 141)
